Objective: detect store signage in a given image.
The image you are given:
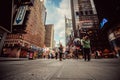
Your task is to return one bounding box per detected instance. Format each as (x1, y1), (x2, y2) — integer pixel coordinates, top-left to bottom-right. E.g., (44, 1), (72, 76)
(79, 20), (93, 29)
(13, 6), (27, 25)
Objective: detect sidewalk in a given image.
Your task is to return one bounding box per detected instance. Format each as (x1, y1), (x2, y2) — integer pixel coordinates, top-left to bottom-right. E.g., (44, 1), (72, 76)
(0, 57), (28, 61)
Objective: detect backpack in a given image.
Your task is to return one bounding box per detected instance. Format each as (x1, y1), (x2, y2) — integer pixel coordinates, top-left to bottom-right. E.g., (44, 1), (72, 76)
(75, 41), (81, 47)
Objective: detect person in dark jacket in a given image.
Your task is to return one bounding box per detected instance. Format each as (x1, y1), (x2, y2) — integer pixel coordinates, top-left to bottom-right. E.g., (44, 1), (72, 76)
(59, 44), (63, 61)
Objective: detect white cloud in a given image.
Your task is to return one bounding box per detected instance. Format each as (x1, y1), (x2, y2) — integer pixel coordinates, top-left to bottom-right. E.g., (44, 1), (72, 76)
(45, 0), (71, 46)
(59, 30), (65, 38)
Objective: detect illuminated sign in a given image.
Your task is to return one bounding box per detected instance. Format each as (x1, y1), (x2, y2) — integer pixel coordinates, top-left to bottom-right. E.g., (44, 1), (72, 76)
(100, 18), (108, 29)
(13, 6), (27, 25)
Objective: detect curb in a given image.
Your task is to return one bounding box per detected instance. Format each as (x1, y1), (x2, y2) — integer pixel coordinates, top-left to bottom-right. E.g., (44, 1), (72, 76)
(0, 57), (28, 61)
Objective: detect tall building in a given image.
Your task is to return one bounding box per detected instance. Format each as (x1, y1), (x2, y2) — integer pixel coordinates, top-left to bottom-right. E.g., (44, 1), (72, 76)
(41, 0), (47, 25)
(71, 0), (99, 50)
(1, 0), (46, 58)
(53, 40), (56, 48)
(65, 17), (73, 46)
(45, 24), (54, 49)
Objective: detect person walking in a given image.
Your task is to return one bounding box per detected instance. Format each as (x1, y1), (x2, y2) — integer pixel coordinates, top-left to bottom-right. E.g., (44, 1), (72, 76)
(55, 51), (58, 60)
(59, 44), (63, 61)
(64, 46), (70, 59)
(54, 47), (58, 60)
(74, 40), (81, 59)
(82, 35), (91, 61)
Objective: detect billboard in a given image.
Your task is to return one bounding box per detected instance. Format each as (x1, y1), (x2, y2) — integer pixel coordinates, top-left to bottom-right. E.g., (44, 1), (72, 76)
(0, 0), (13, 33)
(13, 5), (27, 25)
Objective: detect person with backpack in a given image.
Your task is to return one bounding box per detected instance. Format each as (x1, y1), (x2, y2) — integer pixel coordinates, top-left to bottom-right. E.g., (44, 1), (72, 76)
(75, 40), (81, 59)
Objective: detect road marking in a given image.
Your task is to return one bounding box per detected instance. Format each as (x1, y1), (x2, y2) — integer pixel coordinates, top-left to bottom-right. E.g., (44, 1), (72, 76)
(57, 64), (64, 78)
(43, 72), (52, 80)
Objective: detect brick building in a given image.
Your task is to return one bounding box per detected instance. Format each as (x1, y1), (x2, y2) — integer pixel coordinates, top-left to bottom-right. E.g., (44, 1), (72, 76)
(2, 0), (46, 58)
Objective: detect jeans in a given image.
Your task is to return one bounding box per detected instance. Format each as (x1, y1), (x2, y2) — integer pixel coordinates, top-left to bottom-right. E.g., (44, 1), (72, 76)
(83, 48), (91, 61)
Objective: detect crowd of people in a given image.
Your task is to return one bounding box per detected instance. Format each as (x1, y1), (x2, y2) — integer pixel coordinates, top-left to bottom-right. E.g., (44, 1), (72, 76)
(42, 35), (91, 61)
(42, 35), (118, 61)
(53, 35), (91, 61)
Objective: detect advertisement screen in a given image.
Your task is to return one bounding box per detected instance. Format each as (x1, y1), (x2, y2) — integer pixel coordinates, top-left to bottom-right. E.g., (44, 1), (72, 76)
(0, 0), (13, 33)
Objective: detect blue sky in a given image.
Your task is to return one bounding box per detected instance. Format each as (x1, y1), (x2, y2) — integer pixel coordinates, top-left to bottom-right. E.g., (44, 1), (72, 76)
(44, 0), (71, 46)
(48, 0), (62, 7)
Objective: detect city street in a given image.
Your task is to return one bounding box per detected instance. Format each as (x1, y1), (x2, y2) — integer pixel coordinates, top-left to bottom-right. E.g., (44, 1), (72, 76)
(0, 58), (120, 80)
(0, 0), (120, 80)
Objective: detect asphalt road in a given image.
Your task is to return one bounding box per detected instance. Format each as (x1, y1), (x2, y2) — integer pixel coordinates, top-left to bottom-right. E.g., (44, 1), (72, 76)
(0, 58), (120, 80)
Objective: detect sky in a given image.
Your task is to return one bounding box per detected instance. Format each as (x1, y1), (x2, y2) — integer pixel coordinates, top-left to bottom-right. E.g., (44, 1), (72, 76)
(44, 0), (71, 46)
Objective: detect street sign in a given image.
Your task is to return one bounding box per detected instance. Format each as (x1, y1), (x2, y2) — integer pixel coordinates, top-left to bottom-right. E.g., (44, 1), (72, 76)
(13, 5), (27, 25)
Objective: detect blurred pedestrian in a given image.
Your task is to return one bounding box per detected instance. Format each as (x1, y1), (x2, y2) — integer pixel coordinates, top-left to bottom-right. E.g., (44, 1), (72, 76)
(75, 40), (81, 59)
(64, 46), (70, 59)
(95, 50), (100, 59)
(82, 35), (91, 61)
(59, 44), (63, 61)
(55, 48), (58, 60)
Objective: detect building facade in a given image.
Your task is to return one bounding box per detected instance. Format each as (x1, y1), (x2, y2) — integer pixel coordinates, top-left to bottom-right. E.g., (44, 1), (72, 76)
(2, 0), (46, 58)
(94, 0), (120, 56)
(65, 17), (73, 46)
(0, 0), (14, 55)
(45, 24), (54, 49)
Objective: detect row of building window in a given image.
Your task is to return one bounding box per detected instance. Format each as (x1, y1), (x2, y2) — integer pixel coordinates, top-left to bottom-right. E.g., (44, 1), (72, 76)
(76, 10), (93, 16)
(80, 0), (90, 3)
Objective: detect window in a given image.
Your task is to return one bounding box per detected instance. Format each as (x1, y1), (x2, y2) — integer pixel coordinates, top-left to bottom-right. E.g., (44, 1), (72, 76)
(85, 11), (88, 15)
(76, 12), (79, 16)
(90, 10), (93, 15)
(80, 11), (83, 15)
(5, 44), (8, 47)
